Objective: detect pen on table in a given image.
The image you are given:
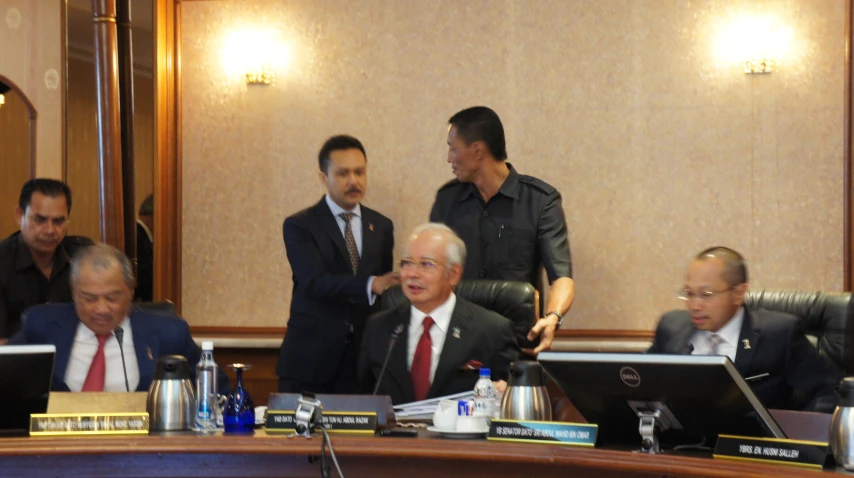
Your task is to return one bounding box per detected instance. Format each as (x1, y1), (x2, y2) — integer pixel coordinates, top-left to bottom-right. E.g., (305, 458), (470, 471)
(745, 373), (770, 382)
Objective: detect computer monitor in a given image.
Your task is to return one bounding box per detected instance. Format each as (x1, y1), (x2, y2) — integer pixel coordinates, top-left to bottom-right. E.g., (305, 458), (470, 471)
(538, 352), (785, 451)
(0, 345), (55, 435)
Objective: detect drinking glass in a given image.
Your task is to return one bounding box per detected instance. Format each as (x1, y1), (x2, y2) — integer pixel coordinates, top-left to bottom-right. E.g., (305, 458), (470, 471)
(223, 363), (255, 433)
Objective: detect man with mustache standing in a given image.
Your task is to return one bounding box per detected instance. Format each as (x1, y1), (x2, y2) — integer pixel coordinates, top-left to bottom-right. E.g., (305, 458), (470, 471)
(277, 135), (399, 394)
(430, 106), (574, 355)
(0, 179), (93, 341)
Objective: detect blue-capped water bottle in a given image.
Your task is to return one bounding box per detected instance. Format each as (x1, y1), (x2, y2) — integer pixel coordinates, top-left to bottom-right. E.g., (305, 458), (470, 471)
(473, 368), (498, 419)
(195, 341), (218, 432)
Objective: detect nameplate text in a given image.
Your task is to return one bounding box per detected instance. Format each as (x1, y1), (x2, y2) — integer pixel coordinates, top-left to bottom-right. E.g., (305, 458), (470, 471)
(266, 410), (377, 434)
(714, 434), (830, 469)
(487, 419), (598, 446)
(30, 413), (149, 436)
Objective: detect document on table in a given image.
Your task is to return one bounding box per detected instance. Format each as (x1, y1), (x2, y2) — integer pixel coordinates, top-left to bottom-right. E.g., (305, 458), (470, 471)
(393, 391), (475, 420)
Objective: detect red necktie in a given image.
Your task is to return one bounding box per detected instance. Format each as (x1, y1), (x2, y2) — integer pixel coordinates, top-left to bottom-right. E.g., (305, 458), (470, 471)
(411, 316), (435, 401)
(81, 334), (111, 392)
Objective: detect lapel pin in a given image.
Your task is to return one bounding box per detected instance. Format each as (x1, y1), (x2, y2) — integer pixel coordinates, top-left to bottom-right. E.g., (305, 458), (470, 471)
(146, 346), (153, 360)
(742, 339), (751, 350)
(452, 327), (461, 339)
(369, 223), (374, 232)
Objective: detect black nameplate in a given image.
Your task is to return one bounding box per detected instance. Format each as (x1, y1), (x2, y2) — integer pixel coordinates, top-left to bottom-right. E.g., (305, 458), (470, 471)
(266, 411), (377, 434)
(487, 419), (597, 446)
(714, 434), (831, 469)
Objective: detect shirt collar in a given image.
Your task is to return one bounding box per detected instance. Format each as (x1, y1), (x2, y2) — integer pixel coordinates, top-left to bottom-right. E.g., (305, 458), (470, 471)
(325, 194), (361, 219)
(707, 306), (745, 348)
(137, 219), (153, 244)
(458, 162), (520, 202)
(409, 292), (456, 334)
(77, 316), (131, 341)
(13, 232), (70, 275)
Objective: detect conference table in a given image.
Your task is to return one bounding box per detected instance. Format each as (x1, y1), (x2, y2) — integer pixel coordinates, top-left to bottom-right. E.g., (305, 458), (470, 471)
(1, 430), (849, 477)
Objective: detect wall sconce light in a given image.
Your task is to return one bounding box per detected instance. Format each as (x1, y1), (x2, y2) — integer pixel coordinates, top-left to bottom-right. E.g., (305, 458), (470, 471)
(224, 30), (287, 86)
(0, 81), (8, 108)
(717, 16), (791, 75)
(245, 64), (275, 85)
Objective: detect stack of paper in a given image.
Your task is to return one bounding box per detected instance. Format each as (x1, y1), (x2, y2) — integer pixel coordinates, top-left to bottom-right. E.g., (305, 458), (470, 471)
(393, 391), (475, 420)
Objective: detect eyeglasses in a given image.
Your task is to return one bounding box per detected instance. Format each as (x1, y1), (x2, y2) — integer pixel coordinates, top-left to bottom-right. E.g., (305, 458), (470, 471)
(399, 258), (444, 272)
(677, 287), (734, 302)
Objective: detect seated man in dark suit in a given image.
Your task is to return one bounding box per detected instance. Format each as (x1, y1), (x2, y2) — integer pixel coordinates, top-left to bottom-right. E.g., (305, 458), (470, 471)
(648, 246), (841, 413)
(360, 223), (521, 405)
(8, 243), (228, 394)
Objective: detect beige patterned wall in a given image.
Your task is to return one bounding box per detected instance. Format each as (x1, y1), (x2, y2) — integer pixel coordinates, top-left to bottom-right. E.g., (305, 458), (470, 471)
(0, 0), (63, 179)
(181, 0), (846, 331)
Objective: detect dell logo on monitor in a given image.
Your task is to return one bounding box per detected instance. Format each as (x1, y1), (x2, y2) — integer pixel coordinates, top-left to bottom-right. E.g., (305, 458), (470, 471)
(619, 366), (641, 387)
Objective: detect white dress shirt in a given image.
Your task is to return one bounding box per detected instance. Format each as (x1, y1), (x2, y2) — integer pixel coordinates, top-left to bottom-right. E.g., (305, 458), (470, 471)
(65, 317), (140, 392)
(407, 293), (457, 384)
(689, 306), (744, 362)
(325, 194), (377, 303)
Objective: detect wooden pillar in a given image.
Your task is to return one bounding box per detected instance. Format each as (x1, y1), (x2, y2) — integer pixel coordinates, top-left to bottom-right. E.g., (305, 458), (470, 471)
(92, 0), (124, 248)
(117, 0), (136, 263)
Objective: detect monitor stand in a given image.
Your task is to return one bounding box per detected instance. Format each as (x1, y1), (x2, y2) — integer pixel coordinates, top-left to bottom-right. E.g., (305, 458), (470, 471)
(637, 409), (671, 454)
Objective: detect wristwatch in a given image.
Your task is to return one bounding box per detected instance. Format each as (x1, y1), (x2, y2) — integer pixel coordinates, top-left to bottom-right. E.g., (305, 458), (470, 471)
(544, 311), (563, 327)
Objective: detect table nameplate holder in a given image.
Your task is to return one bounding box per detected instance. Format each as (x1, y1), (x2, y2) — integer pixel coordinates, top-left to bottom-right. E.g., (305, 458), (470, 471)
(487, 419), (598, 446)
(714, 434), (831, 469)
(30, 412), (149, 436)
(267, 393), (394, 427)
(266, 410), (377, 434)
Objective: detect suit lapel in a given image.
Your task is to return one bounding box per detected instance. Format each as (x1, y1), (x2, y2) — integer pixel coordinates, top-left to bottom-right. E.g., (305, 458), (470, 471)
(131, 311), (159, 391)
(734, 309), (759, 374)
(53, 314), (79, 386)
(385, 308), (415, 403)
(314, 198), (350, 265)
(428, 300), (471, 397)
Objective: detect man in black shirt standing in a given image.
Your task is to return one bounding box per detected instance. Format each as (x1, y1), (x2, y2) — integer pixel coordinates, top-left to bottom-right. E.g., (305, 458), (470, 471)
(0, 179), (93, 340)
(430, 106), (574, 355)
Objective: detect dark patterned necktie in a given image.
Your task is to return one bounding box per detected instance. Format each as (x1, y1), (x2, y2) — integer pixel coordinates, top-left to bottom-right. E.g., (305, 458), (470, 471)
(340, 212), (360, 275)
(709, 333), (724, 356)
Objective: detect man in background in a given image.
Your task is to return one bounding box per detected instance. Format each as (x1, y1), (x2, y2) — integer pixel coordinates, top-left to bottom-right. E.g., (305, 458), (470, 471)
(9, 244), (228, 393)
(277, 135), (399, 394)
(135, 194), (154, 302)
(430, 106), (574, 355)
(648, 246), (841, 413)
(0, 179), (93, 340)
(360, 223), (520, 404)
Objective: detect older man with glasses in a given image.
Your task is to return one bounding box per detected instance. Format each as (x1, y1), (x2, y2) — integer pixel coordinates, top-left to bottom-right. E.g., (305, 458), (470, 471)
(359, 223), (521, 405)
(648, 246), (841, 413)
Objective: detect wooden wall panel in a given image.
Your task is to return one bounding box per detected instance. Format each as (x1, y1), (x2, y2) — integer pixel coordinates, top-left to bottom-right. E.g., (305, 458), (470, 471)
(0, 89), (32, 237)
(65, 55), (155, 242)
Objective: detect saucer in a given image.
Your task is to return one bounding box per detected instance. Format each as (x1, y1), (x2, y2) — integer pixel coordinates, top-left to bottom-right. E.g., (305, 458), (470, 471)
(426, 426), (488, 439)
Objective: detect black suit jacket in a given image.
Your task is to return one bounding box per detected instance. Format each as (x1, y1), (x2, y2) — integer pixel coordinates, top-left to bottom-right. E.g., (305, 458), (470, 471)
(359, 297), (521, 405)
(648, 308), (841, 413)
(8, 303), (229, 394)
(277, 197), (394, 386)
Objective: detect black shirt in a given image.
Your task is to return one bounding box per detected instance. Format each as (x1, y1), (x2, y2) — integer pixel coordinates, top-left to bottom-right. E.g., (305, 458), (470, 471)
(0, 232), (94, 338)
(429, 163), (573, 292)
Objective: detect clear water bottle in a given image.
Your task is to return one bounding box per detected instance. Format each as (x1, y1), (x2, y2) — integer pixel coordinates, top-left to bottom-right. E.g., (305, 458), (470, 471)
(195, 341), (218, 432)
(473, 368), (498, 419)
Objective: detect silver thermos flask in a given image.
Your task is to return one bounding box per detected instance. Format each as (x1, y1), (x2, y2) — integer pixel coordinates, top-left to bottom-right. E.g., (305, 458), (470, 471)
(146, 355), (196, 431)
(500, 361), (552, 421)
(831, 377), (854, 469)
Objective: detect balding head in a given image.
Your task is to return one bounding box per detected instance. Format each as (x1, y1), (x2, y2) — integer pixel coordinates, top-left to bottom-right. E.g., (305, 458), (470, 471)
(694, 246), (747, 287)
(70, 244), (135, 336)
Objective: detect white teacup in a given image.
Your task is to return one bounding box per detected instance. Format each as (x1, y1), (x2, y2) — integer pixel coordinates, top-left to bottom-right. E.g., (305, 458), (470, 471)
(432, 399), (459, 431)
(456, 416), (488, 433)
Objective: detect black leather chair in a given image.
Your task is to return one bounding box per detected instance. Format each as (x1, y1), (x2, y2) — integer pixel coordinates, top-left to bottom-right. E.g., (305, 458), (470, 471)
(133, 300), (177, 316)
(381, 280), (540, 349)
(745, 289), (854, 375)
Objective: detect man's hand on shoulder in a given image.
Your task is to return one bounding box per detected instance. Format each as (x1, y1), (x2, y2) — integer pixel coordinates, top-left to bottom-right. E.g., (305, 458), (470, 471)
(371, 271), (401, 295)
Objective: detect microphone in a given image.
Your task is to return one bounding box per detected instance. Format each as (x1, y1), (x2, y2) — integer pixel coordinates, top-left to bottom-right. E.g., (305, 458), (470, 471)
(114, 326), (131, 392)
(683, 343), (695, 355)
(372, 324), (405, 395)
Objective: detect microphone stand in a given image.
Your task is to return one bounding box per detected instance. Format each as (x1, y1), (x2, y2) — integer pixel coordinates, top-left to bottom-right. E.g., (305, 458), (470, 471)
(114, 326), (130, 392)
(372, 324), (404, 395)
